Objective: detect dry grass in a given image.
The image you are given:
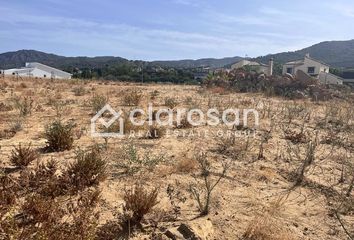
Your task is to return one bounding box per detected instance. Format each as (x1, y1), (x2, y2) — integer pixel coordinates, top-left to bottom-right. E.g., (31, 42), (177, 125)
(0, 77), (353, 239)
(122, 90), (142, 106)
(10, 143), (38, 168)
(123, 184), (159, 224)
(242, 214), (296, 240)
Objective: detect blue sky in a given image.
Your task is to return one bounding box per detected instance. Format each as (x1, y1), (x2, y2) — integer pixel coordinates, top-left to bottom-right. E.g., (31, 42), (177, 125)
(0, 0), (353, 60)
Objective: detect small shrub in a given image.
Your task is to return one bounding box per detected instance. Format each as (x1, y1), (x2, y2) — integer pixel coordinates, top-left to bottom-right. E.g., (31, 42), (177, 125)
(44, 120), (75, 152)
(13, 96), (34, 116)
(164, 97), (178, 109)
(123, 185), (159, 224)
(283, 129), (308, 144)
(176, 158), (197, 173)
(10, 118), (23, 133)
(72, 86), (86, 96)
(123, 90), (142, 106)
(20, 159), (60, 197)
(167, 182), (187, 220)
(0, 171), (18, 213)
(91, 94), (108, 113)
(0, 102), (13, 112)
(189, 152), (230, 216)
(62, 147), (107, 193)
(115, 144), (164, 175)
(10, 143), (38, 168)
(21, 194), (64, 226)
(150, 90), (159, 100)
(242, 215), (296, 240)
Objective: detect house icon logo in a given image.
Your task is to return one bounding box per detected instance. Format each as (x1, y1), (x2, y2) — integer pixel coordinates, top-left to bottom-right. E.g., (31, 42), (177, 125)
(91, 104), (124, 138)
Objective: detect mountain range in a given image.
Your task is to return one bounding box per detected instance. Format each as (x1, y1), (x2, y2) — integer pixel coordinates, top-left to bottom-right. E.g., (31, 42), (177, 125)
(0, 40), (353, 70)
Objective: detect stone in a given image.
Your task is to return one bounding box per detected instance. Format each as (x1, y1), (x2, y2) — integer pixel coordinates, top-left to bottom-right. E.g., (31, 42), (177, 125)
(165, 219), (214, 240)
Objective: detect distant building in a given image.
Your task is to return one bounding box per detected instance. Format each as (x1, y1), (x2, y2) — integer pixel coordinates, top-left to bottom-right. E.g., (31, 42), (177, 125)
(283, 54), (330, 77)
(231, 59), (273, 75)
(193, 67), (211, 80)
(4, 62), (72, 79)
(283, 54), (342, 85)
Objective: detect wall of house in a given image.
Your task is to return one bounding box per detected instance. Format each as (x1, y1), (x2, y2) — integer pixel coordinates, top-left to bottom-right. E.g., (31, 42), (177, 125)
(26, 63), (72, 79)
(258, 66), (269, 74)
(282, 57), (329, 77)
(282, 64), (301, 75)
(4, 69), (33, 77)
(4, 68), (70, 79)
(319, 72), (343, 85)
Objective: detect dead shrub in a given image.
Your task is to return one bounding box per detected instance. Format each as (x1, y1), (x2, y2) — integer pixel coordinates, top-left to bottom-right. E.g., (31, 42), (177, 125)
(286, 138), (318, 186)
(167, 182), (187, 220)
(96, 185), (159, 239)
(20, 194), (64, 227)
(62, 147), (107, 193)
(150, 90), (159, 100)
(13, 190), (100, 240)
(72, 86), (86, 96)
(176, 158), (197, 173)
(15, 82), (28, 89)
(91, 94), (109, 113)
(20, 159), (60, 197)
(242, 215), (296, 240)
(123, 90), (142, 106)
(123, 185), (159, 224)
(189, 152), (230, 215)
(164, 97), (178, 109)
(13, 96), (34, 116)
(284, 129), (308, 144)
(0, 171), (18, 214)
(10, 143), (39, 168)
(0, 102), (13, 112)
(44, 120), (75, 152)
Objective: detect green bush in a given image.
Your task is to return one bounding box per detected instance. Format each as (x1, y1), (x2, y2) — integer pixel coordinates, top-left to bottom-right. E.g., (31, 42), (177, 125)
(44, 120), (75, 152)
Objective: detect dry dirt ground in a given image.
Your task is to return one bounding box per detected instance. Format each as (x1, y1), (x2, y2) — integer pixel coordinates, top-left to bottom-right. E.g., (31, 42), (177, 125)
(0, 76), (353, 239)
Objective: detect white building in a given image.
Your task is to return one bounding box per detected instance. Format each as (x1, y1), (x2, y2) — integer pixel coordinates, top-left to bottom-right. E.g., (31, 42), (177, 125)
(231, 59), (273, 75)
(3, 62), (72, 79)
(283, 54), (342, 85)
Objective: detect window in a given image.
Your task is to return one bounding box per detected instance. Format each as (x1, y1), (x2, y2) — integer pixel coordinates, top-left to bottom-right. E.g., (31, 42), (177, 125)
(286, 67), (293, 74)
(43, 74), (47, 78)
(308, 67), (315, 74)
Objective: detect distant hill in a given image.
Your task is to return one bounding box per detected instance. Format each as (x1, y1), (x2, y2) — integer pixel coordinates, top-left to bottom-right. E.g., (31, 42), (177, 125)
(254, 40), (354, 68)
(1, 39), (354, 70)
(0, 50), (242, 70)
(152, 56), (243, 69)
(0, 50), (130, 70)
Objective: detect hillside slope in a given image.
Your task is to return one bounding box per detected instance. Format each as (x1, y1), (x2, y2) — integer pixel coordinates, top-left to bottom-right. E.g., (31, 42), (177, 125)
(255, 40), (354, 68)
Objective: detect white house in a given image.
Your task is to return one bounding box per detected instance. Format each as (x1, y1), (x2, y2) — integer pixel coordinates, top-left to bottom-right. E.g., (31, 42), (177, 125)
(231, 59), (273, 75)
(283, 54), (329, 77)
(3, 62), (72, 79)
(283, 54), (342, 85)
